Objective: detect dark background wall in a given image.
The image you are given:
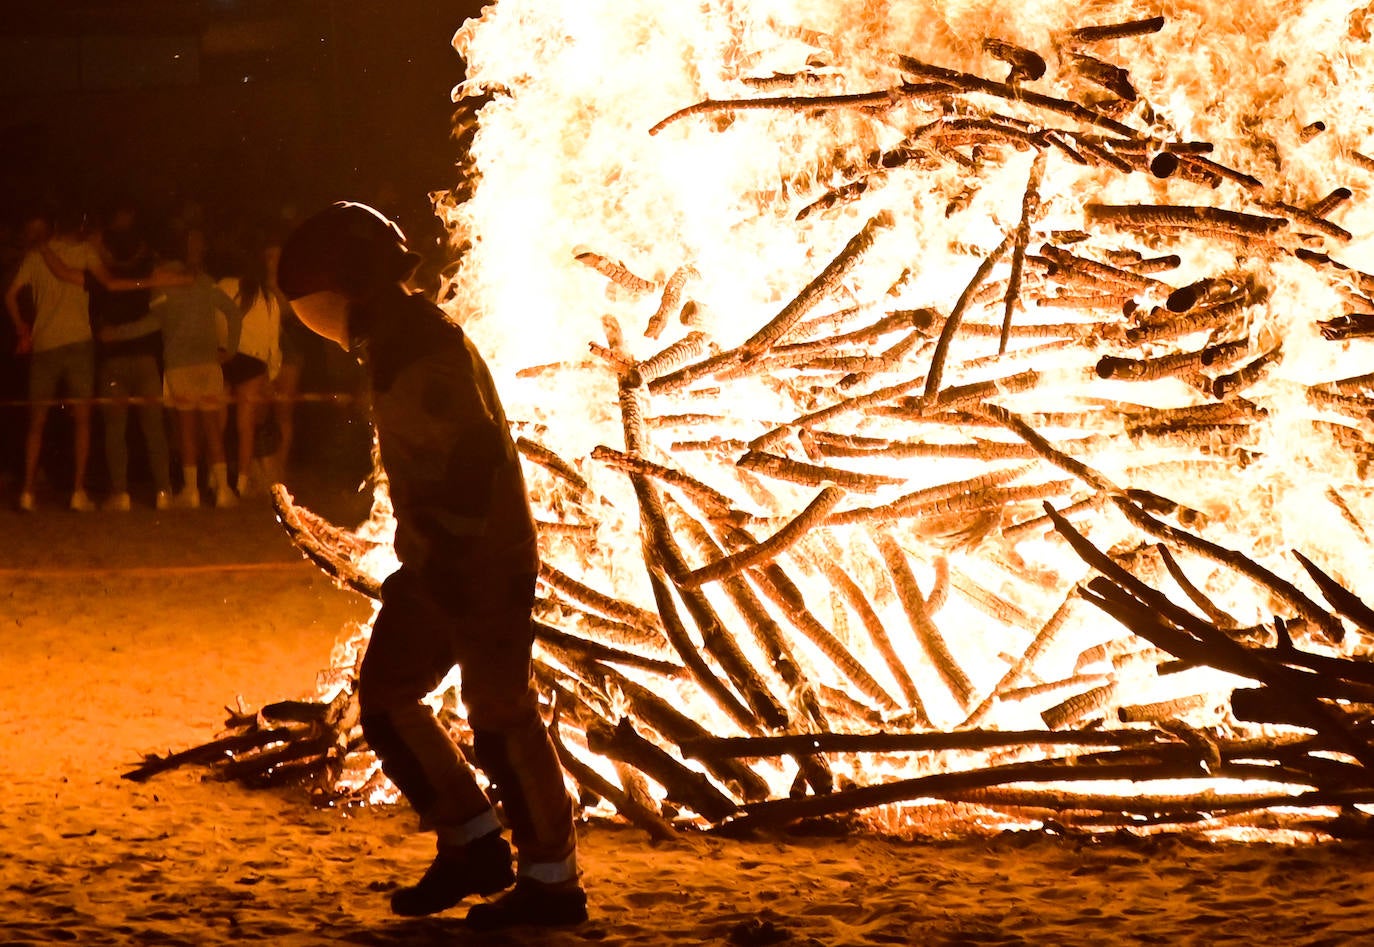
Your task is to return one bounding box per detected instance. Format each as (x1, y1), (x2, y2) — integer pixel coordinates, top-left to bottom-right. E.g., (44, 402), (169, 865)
(0, 0), (481, 225)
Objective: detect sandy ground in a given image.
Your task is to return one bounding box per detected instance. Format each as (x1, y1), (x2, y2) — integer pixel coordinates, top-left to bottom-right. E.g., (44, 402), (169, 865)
(4, 483), (1374, 946)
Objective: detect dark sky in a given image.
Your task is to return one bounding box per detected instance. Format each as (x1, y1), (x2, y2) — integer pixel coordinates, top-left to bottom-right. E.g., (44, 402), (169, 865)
(0, 0), (485, 225)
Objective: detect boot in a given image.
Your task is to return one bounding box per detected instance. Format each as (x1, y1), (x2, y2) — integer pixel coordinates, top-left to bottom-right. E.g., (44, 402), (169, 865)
(465, 879), (588, 931)
(389, 832), (514, 917)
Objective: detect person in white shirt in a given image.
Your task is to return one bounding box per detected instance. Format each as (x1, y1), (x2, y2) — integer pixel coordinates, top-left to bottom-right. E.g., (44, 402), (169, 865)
(4, 209), (101, 512)
(216, 235), (284, 498)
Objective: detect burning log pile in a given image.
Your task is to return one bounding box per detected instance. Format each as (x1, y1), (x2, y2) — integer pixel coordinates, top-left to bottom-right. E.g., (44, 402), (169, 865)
(129, 5), (1374, 839)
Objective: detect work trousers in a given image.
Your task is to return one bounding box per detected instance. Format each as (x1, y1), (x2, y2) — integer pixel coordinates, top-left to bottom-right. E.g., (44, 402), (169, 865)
(100, 354), (171, 494)
(358, 565), (577, 882)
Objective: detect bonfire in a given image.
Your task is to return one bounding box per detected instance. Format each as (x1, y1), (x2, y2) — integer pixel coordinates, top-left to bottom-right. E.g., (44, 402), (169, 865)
(129, 0), (1374, 842)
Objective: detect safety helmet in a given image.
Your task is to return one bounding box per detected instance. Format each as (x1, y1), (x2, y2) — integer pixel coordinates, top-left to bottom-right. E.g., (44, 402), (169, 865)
(277, 201), (421, 301)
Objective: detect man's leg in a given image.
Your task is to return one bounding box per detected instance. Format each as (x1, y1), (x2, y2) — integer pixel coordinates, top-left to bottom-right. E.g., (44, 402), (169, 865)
(20, 347), (60, 507)
(129, 356), (172, 500)
(101, 358), (132, 497)
(66, 343), (95, 505)
(457, 571), (584, 930)
(19, 403), (48, 506)
(358, 569), (514, 916)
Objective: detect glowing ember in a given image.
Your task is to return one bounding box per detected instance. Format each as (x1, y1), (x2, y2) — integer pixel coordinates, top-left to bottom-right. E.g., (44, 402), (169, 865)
(137, 1), (1374, 840)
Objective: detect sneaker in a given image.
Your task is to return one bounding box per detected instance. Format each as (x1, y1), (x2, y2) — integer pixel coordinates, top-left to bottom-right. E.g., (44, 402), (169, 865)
(103, 492), (132, 512)
(155, 490), (173, 511)
(17, 491), (36, 513)
(214, 485), (238, 509)
(176, 486), (200, 510)
(390, 832), (514, 918)
(465, 879), (588, 931)
(70, 490), (96, 513)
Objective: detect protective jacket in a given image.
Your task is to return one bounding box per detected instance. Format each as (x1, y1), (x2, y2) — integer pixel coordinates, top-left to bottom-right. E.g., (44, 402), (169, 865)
(356, 291), (538, 583)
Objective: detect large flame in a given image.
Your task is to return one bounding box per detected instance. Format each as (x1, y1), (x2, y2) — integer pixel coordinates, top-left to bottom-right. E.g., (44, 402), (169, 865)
(324, 0), (1374, 833)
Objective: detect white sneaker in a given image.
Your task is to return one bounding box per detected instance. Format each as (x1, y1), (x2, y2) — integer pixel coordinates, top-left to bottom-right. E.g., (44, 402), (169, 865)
(214, 485), (238, 509)
(17, 491), (36, 513)
(176, 486), (201, 509)
(104, 492), (132, 512)
(70, 490), (96, 513)
(155, 490), (173, 511)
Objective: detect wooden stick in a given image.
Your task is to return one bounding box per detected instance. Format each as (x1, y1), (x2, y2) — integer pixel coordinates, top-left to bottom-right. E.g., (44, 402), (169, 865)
(812, 538), (925, 716)
(538, 561), (663, 639)
(573, 662), (773, 803)
(680, 728), (1168, 758)
(680, 486), (843, 589)
(646, 266), (698, 339)
(123, 726), (305, 782)
(1310, 187), (1353, 218)
(1112, 499), (1346, 646)
(1094, 339), (1247, 382)
(1040, 682), (1118, 728)
(270, 485), (383, 600)
(1000, 150), (1047, 354)
(923, 229), (1017, 403)
(1036, 245), (1171, 292)
(1068, 15), (1165, 42)
(747, 561), (902, 713)
(963, 589), (1078, 726)
(1154, 544), (1240, 629)
(894, 56), (1140, 137)
(872, 530), (974, 709)
(949, 571), (1036, 630)
(728, 754), (1211, 830)
(649, 83), (956, 135)
(1209, 346), (1281, 399)
(739, 211), (894, 359)
(1291, 550), (1374, 635)
(737, 450), (904, 492)
(636, 331), (713, 383)
(591, 445), (740, 516)
(546, 700), (678, 841)
(534, 623), (684, 677)
(587, 717), (739, 822)
(1085, 203), (1288, 237)
(573, 248), (655, 293)
(516, 437), (590, 497)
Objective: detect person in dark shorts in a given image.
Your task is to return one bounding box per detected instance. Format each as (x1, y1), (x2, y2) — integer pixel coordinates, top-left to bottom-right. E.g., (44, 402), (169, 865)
(87, 202), (174, 510)
(277, 201), (585, 931)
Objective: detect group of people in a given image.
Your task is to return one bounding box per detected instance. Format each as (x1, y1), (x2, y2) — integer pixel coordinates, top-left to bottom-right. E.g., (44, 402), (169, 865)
(3, 202), (308, 511)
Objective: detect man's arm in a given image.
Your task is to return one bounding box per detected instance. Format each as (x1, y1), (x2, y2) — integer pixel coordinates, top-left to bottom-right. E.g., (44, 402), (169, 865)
(98, 310), (161, 343)
(38, 246), (86, 287)
(41, 244), (190, 292)
(4, 267), (34, 355)
(211, 284), (245, 356)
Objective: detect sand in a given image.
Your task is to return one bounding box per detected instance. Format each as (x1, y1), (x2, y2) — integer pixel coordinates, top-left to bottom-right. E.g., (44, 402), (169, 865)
(3, 485), (1374, 946)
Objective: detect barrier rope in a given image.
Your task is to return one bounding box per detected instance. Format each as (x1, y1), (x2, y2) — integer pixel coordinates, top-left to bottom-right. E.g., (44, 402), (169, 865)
(0, 561), (315, 578)
(0, 391), (364, 409)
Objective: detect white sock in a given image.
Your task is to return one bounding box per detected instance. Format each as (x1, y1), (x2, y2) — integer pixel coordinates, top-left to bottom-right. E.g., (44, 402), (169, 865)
(182, 466), (198, 492)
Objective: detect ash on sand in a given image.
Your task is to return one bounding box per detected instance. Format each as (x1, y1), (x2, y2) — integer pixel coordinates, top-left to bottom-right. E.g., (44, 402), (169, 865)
(2, 493), (1373, 946)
